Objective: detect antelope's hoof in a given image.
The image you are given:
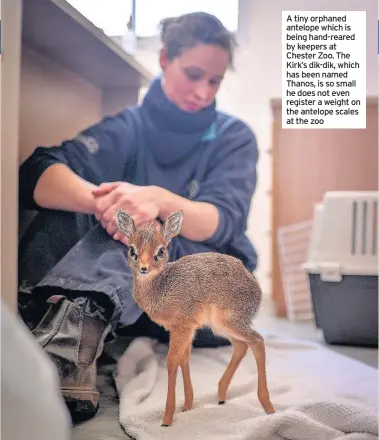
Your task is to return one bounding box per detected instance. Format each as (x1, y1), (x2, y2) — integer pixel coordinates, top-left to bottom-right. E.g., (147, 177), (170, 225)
(218, 400), (226, 405)
(182, 403), (193, 412)
(162, 414), (173, 426)
(161, 424), (170, 427)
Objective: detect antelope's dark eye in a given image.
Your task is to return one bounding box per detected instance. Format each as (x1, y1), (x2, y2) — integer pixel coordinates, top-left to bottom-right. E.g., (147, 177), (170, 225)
(154, 247), (165, 261)
(129, 246), (138, 260)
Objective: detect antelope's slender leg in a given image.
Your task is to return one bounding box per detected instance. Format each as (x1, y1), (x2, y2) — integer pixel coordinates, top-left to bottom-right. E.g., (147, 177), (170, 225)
(248, 331), (275, 414)
(162, 327), (194, 426)
(218, 338), (248, 403)
(181, 343), (194, 411)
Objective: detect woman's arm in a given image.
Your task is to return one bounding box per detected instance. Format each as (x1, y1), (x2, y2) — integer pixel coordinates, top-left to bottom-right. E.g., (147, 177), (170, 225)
(33, 164), (98, 214)
(91, 183), (219, 242)
(157, 188), (220, 242)
(96, 119), (258, 245)
(19, 111), (134, 213)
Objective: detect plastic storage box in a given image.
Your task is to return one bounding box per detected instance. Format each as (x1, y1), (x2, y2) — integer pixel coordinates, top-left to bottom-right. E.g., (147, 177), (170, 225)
(303, 191), (378, 347)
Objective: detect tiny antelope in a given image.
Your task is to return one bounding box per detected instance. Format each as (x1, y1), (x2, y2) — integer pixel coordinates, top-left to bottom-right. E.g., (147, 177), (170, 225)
(115, 209), (275, 427)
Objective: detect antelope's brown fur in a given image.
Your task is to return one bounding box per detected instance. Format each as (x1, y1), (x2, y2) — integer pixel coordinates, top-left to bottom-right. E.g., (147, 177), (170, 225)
(116, 210), (275, 426)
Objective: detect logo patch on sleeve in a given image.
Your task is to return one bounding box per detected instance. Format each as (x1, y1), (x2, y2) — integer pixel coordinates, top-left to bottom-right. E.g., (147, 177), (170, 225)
(76, 134), (100, 154)
(187, 179), (200, 199)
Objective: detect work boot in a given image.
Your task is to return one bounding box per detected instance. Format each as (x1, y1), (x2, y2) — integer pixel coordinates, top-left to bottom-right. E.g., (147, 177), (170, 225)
(32, 294), (111, 423)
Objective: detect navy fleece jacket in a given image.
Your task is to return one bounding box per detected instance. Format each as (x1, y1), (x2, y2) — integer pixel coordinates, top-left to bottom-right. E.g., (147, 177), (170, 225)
(19, 76), (259, 271)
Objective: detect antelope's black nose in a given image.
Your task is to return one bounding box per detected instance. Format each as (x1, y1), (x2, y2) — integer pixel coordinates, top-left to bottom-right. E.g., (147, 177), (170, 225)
(140, 266), (148, 274)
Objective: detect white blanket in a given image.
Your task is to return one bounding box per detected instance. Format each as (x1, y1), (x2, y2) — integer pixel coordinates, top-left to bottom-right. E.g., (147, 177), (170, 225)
(114, 334), (378, 440)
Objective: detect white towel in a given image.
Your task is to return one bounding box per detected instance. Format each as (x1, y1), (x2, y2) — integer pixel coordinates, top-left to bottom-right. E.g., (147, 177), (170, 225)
(114, 334), (378, 440)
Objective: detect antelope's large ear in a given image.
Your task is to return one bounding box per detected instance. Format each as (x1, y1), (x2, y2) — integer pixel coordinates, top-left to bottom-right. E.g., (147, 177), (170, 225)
(162, 210), (183, 242)
(115, 209), (135, 239)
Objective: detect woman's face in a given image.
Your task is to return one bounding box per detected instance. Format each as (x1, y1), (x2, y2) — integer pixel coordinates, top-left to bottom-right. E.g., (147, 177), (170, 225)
(160, 44), (230, 113)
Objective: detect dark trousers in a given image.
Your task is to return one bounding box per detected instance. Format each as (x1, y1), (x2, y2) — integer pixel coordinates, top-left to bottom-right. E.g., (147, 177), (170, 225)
(18, 209), (230, 347)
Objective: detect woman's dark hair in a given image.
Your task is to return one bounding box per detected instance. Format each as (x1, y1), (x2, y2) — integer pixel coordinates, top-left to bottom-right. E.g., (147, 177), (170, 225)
(160, 12), (237, 67)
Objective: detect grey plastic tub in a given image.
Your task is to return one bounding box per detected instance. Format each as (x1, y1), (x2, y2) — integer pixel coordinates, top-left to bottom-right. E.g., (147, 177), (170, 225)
(308, 273), (378, 347)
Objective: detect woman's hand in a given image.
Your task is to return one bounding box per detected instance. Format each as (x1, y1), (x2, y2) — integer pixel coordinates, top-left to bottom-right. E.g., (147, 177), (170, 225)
(92, 182), (160, 245)
(92, 180), (220, 244)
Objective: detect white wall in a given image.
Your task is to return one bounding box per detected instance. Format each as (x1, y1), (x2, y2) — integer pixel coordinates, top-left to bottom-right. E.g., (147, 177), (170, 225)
(134, 0), (378, 295)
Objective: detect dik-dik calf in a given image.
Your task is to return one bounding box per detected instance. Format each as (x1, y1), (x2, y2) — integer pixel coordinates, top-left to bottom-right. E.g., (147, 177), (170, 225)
(115, 209), (275, 426)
